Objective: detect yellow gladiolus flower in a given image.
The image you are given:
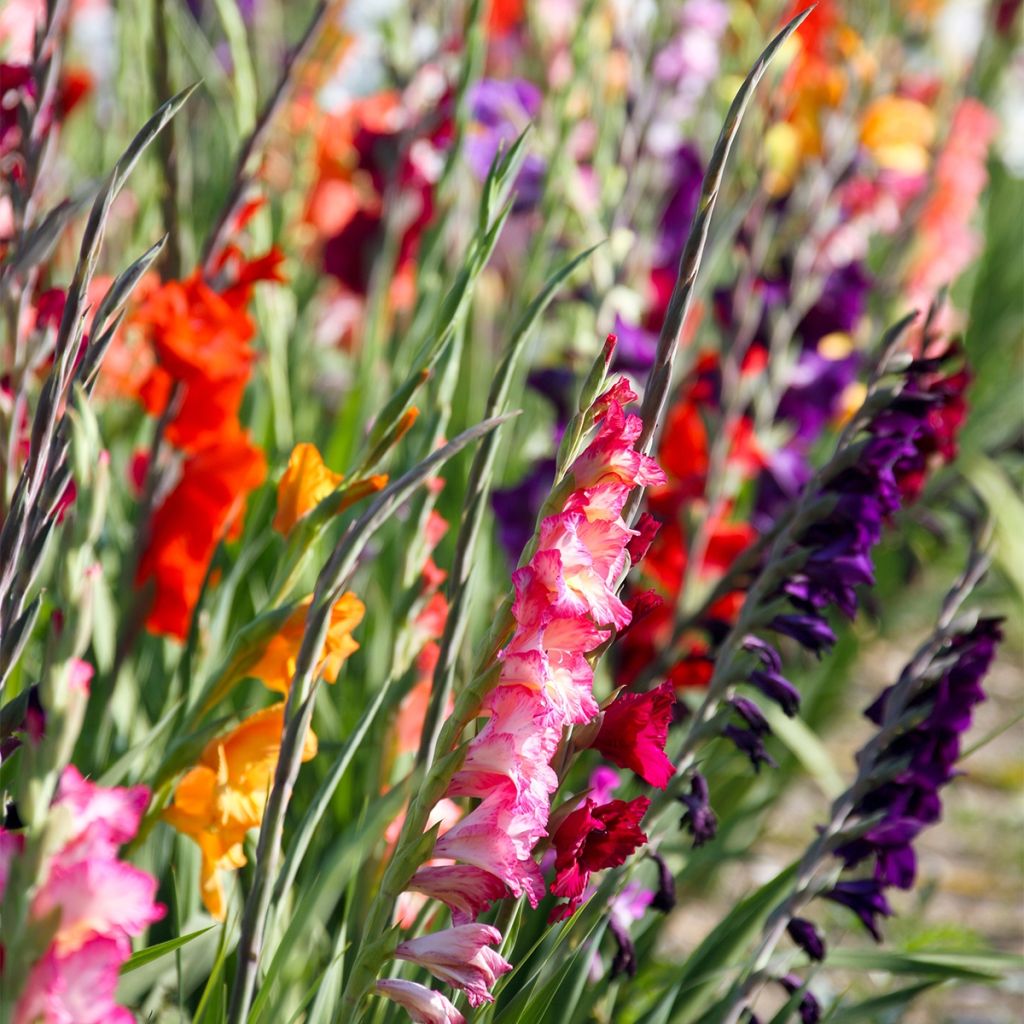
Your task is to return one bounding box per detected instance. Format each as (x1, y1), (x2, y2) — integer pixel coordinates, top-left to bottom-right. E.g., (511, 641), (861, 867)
(249, 592), (365, 695)
(861, 96), (935, 174)
(163, 704), (318, 919)
(273, 443), (344, 535)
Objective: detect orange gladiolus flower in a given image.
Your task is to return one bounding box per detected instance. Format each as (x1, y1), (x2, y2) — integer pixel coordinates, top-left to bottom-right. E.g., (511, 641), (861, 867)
(860, 95), (935, 174)
(273, 443), (345, 535)
(249, 592), (365, 695)
(164, 704), (318, 919)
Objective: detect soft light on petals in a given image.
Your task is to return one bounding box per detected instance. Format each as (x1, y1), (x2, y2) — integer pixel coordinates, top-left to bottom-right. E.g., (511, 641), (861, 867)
(395, 924), (512, 1007)
(272, 443), (345, 535)
(375, 979), (466, 1024)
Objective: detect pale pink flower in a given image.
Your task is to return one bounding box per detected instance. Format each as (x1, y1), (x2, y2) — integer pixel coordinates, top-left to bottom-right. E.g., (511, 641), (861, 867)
(375, 979), (465, 1024)
(498, 647), (598, 726)
(32, 856), (164, 955)
(449, 725), (559, 815)
(395, 924), (512, 1007)
(434, 794), (546, 906)
(53, 765), (149, 859)
(14, 936), (134, 1024)
(407, 865), (509, 925)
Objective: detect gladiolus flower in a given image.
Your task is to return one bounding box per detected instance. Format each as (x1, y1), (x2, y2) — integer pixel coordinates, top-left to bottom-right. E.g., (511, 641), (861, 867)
(407, 865), (510, 925)
(137, 430), (266, 639)
(273, 443), (344, 535)
(592, 682), (676, 788)
(14, 937), (135, 1024)
(549, 796), (650, 920)
(395, 924), (512, 1007)
(5, 767), (163, 1024)
(248, 592), (364, 695)
(375, 979), (465, 1024)
(164, 704), (318, 919)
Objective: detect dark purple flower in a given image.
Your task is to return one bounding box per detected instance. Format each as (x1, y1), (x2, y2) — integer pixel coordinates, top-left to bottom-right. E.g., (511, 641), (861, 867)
(823, 618), (1001, 940)
(655, 144), (704, 271)
(777, 349), (861, 445)
(778, 974), (822, 1024)
(678, 772), (718, 846)
(491, 458), (556, 565)
(608, 915), (638, 977)
(722, 723), (776, 773)
(748, 667), (800, 717)
(787, 917), (826, 961)
(770, 613), (837, 655)
(754, 446), (813, 530)
(823, 878), (893, 941)
(527, 366), (576, 436)
(728, 697), (770, 735)
(648, 850), (677, 912)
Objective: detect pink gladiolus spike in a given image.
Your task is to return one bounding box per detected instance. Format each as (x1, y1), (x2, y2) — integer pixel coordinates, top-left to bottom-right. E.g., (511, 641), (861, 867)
(54, 765), (149, 858)
(32, 857), (165, 954)
(563, 482), (632, 522)
(434, 795), (546, 906)
(407, 864), (509, 925)
(14, 936), (135, 1024)
(498, 649), (598, 726)
(532, 514), (632, 627)
(570, 397), (666, 491)
(593, 682), (677, 788)
(449, 730), (559, 816)
(375, 979), (466, 1024)
(395, 924), (512, 1007)
(511, 553), (587, 628)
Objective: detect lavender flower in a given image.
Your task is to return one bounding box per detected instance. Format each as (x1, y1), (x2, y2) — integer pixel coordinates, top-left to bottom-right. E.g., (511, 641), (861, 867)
(466, 79), (545, 211)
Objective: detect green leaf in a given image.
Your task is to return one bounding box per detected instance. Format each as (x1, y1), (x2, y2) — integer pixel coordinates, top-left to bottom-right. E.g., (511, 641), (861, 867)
(120, 926), (214, 975)
(825, 948), (1020, 981)
(823, 981), (942, 1023)
(666, 863), (798, 1023)
(761, 704), (845, 799)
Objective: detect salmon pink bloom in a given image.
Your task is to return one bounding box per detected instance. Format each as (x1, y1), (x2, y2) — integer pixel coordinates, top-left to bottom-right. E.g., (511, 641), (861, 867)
(53, 766), (149, 859)
(31, 857), (163, 955)
(593, 682), (676, 788)
(375, 979), (465, 1024)
(569, 383), (666, 491)
(395, 924), (512, 1007)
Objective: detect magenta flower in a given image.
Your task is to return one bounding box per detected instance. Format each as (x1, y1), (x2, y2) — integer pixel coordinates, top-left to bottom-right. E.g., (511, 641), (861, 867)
(549, 796), (651, 921)
(592, 681), (676, 788)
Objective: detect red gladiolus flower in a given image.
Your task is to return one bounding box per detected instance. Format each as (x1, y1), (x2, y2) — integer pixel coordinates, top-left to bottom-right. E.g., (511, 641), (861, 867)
(593, 682), (676, 788)
(549, 796), (650, 920)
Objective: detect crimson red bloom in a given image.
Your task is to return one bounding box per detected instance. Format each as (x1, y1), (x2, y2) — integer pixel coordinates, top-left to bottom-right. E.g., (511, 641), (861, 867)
(549, 796), (650, 920)
(593, 682), (676, 788)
